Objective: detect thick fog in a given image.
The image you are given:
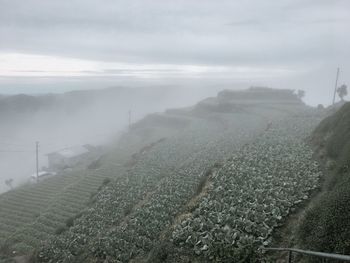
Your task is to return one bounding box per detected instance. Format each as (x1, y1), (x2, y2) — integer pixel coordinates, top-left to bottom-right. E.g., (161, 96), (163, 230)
(0, 0), (349, 106)
(0, 0), (349, 191)
(0, 86), (225, 193)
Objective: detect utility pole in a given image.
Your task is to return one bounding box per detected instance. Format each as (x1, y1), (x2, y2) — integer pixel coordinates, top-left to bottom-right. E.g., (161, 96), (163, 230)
(332, 67), (340, 105)
(36, 141), (39, 182)
(128, 110), (132, 129)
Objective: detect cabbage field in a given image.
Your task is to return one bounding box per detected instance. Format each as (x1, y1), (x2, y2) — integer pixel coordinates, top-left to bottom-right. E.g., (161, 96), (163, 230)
(37, 108), (323, 262)
(0, 89), (325, 262)
(37, 113), (267, 262)
(170, 116), (321, 262)
(0, 152), (134, 258)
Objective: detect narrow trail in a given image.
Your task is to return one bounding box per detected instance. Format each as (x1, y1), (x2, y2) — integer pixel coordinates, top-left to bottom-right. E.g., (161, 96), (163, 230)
(160, 169), (214, 241)
(266, 189), (324, 262)
(266, 153), (328, 263)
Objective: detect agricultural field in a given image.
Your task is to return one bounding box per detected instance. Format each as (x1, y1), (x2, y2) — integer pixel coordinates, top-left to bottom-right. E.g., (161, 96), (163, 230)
(0, 148), (137, 259)
(37, 114), (267, 262)
(35, 90), (324, 262)
(0, 117), (173, 261)
(0, 172), (81, 247)
(0, 88), (326, 262)
(169, 116), (321, 262)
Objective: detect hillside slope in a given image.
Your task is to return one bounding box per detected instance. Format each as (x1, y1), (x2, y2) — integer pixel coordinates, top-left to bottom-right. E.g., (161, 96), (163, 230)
(0, 150), (134, 259)
(0, 86), (216, 194)
(27, 88), (324, 262)
(297, 102), (350, 260)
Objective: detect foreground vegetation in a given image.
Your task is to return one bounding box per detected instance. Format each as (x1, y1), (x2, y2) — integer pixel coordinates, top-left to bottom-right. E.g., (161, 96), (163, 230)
(298, 102), (350, 259)
(167, 116), (321, 262)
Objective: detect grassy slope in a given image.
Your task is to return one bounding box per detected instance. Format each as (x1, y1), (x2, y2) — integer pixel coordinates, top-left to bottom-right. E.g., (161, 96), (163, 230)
(298, 102), (350, 257)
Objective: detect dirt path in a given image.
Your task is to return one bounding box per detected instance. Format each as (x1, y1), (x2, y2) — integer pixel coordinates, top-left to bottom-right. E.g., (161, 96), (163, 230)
(266, 153), (329, 263)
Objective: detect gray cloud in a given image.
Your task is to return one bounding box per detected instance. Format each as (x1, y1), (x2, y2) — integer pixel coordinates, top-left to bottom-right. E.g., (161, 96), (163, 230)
(0, 0), (349, 105)
(0, 0), (347, 63)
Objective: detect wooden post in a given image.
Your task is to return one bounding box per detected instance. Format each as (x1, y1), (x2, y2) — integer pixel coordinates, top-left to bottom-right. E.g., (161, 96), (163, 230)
(332, 67), (340, 105)
(36, 141), (39, 182)
(288, 250), (293, 263)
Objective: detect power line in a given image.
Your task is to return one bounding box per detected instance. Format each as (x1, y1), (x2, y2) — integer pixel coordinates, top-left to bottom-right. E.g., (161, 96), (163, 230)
(0, 142), (32, 147)
(0, 150), (34, 153)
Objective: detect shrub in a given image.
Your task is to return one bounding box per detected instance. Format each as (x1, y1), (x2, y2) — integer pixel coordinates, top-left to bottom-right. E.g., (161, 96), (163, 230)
(102, 177), (111, 185)
(298, 103), (350, 258)
(65, 217), (74, 228)
(55, 226), (67, 235)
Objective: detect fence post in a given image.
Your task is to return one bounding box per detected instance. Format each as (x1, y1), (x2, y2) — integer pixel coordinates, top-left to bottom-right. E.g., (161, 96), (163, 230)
(288, 250), (293, 263)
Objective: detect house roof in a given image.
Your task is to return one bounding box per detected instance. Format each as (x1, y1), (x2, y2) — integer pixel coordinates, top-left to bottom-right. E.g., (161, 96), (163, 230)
(31, 171), (56, 179)
(47, 145), (89, 158)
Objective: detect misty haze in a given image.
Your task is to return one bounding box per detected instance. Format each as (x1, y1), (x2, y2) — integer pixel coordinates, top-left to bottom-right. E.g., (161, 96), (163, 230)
(0, 1), (349, 263)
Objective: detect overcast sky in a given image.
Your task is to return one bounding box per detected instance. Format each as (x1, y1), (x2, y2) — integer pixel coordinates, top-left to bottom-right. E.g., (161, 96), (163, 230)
(0, 0), (349, 105)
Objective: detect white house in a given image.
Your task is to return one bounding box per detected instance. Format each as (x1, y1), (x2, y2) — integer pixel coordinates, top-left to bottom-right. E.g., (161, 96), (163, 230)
(47, 145), (90, 170)
(30, 171), (57, 181)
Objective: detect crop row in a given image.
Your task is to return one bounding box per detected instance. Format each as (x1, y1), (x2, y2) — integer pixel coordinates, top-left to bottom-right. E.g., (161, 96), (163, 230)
(4, 170), (115, 254)
(0, 159), (127, 256)
(37, 114), (266, 262)
(170, 115), (321, 261)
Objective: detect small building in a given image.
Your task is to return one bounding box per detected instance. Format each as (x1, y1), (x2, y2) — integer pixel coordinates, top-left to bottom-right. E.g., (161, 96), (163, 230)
(30, 171), (57, 181)
(47, 145), (90, 170)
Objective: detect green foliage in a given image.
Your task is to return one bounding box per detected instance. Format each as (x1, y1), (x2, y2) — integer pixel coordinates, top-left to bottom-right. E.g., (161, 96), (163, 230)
(146, 241), (172, 263)
(11, 242), (34, 254)
(314, 102), (350, 160)
(337, 84), (348, 100)
(65, 217), (74, 228)
(123, 204), (133, 216)
(97, 177), (111, 192)
(0, 167), (116, 256)
(54, 226), (67, 235)
(172, 117), (321, 262)
(299, 177), (350, 256)
(102, 177), (111, 186)
(36, 111), (322, 263)
(299, 102), (350, 258)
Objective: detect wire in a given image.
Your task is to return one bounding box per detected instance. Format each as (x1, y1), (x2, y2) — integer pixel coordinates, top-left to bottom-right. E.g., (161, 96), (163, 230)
(0, 150), (34, 153)
(0, 141), (33, 147)
(0, 141), (28, 145)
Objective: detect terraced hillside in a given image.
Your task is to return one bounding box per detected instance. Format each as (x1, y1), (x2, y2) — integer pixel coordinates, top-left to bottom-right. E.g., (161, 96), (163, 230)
(17, 87), (322, 263)
(0, 138), (161, 260)
(167, 115), (321, 262)
(0, 167), (122, 256)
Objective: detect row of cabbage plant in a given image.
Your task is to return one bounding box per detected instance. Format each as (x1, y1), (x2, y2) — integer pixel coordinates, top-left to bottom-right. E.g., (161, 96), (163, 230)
(170, 115), (321, 261)
(38, 114), (264, 262)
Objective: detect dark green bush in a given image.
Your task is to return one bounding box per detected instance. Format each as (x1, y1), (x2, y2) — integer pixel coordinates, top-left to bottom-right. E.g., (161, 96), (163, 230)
(65, 217), (74, 227)
(102, 177), (111, 185)
(97, 177), (111, 192)
(299, 103), (350, 258)
(55, 226), (67, 235)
